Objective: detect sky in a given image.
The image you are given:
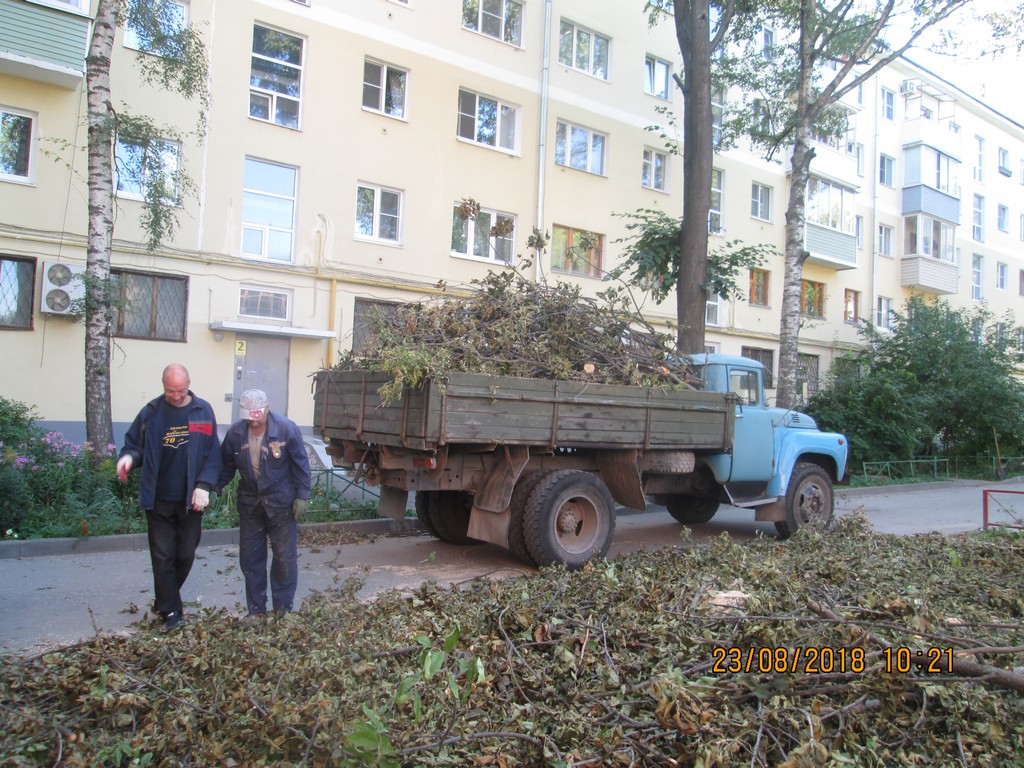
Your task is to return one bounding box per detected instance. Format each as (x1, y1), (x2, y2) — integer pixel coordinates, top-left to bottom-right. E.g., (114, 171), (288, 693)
(903, 1), (1023, 124)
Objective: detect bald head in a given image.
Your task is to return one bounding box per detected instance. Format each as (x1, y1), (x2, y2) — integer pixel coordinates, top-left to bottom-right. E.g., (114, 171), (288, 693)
(162, 364), (192, 408)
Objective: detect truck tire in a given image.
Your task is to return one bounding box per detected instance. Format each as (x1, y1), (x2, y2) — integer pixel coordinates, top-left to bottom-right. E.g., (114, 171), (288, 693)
(507, 472), (546, 566)
(665, 494), (719, 524)
(522, 470), (615, 569)
(421, 490), (479, 545)
(414, 492), (441, 538)
(775, 462), (834, 539)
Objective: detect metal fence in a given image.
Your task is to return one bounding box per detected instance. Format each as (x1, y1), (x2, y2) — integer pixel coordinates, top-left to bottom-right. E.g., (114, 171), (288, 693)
(311, 468), (380, 504)
(861, 456), (1024, 483)
(982, 489), (1024, 532)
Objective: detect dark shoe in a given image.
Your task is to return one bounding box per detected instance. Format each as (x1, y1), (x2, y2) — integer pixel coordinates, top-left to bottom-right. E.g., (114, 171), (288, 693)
(162, 611), (183, 633)
(273, 606), (290, 619)
(241, 612), (266, 623)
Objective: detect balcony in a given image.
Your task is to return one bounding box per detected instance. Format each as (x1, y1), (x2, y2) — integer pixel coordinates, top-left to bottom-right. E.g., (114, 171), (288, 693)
(804, 222), (857, 270)
(0, 0), (88, 89)
(900, 255), (958, 295)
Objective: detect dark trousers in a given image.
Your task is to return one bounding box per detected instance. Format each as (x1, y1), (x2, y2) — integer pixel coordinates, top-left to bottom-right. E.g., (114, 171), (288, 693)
(238, 500), (297, 615)
(146, 499), (203, 617)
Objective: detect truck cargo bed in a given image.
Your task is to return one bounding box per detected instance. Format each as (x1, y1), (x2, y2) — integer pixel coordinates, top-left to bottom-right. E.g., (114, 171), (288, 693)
(314, 370), (735, 453)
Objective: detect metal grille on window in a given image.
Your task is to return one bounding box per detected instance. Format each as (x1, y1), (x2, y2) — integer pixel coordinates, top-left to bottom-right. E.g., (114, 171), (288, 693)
(0, 257), (34, 328)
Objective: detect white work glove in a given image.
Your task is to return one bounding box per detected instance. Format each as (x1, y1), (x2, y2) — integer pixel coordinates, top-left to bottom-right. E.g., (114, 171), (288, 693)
(191, 487), (210, 512)
(116, 455), (133, 482)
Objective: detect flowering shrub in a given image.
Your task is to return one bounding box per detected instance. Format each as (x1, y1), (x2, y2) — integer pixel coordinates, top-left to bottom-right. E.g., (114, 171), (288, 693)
(0, 397), (143, 538)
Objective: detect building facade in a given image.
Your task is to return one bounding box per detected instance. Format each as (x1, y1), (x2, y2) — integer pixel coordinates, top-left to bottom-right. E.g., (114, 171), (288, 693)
(2, 0), (1023, 440)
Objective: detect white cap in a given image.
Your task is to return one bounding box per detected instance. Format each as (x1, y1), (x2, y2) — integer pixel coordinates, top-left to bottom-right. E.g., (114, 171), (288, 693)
(239, 389), (269, 419)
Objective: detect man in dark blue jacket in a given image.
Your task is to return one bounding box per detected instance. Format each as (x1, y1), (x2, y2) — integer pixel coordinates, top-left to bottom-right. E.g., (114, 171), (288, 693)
(117, 364), (222, 632)
(219, 389), (311, 619)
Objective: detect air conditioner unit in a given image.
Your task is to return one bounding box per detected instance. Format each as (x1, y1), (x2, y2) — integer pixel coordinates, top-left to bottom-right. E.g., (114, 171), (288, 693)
(40, 261), (86, 315)
(899, 80), (917, 95)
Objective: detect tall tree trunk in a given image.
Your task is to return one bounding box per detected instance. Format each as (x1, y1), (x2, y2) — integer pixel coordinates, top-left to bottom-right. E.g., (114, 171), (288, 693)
(84, 0), (119, 455)
(674, 0), (712, 354)
(776, 0), (816, 409)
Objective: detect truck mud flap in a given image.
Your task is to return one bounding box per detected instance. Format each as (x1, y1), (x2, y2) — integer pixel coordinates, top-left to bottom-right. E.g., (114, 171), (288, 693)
(377, 486), (410, 521)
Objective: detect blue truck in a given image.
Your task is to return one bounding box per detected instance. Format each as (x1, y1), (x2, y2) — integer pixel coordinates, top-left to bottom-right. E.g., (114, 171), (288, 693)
(314, 353), (848, 568)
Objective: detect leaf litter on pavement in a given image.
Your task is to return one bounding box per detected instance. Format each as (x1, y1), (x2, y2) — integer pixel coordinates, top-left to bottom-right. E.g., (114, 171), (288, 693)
(2, 514), (1023, 767)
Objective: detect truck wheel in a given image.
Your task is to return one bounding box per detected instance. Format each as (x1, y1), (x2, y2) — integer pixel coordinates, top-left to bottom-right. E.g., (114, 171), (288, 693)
(507, 472), (546, 566)
(414, 492), (440, 538)
(665, 494), (719, 524)
(523, 470), (615, 569)
(422, 491), (479, 545)
(775, 463), (834, 539)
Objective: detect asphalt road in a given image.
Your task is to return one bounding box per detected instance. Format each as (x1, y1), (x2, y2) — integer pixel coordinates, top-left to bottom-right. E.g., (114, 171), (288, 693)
(1, 477), (1022, 657)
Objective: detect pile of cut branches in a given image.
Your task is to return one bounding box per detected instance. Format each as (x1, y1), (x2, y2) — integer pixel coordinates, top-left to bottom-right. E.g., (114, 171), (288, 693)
(3, 516), (1023, 767)
(332, 271), (699, 401)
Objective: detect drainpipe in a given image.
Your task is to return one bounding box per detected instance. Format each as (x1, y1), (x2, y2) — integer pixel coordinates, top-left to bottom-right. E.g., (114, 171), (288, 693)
(535, 0), (552, 283)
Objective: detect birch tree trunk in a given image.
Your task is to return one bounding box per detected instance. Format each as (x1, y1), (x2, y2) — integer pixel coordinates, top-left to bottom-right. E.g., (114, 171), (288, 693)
(83, 0), (120, 455)
(776, 0), (817, 410)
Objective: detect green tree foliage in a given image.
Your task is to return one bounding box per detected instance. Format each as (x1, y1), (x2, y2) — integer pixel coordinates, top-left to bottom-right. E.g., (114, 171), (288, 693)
(805, 295), (1024, 466)
(607, 208), (777, 306)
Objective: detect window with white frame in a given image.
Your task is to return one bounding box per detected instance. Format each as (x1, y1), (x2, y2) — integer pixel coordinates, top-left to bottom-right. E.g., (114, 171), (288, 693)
(706, 291), (721, 326)
(972, 194), (984, 241)
(551, 224), (602, 277)
(760, 27), (775, 59)
(997, 262), (1008, 290)
(880, 87), (894, 121)
(644, 55), (670, 99)
(855, 215), (864, 248)
(554, 120), (605, 175)
(242, 158), (296, 262)
(1020, 213), (1024, 241)
(112, 269), (187, 341)
(879, 154), (894, 187)
(450, 202), (515, 263)
(355, 183), (402, 243)
(558, 19), (610, 79)
(750, 182), (771, 221)
(711, 85), (725, 147)
(904, 215), (955, 262)
(878, 224), (893, 256)
(250, 25), (303, 129)
(458, 89), (518, 152)
(239, 286), (290, 320)
(642, 147), (667, 191)
(807, 177), (855, 234)
(709, 168), (723, 233)
(461, 0), (523, 46)
(973, 135), (984, 182)
(1020, 158), (1024, 184)
(855, 143), (865, 176)
(998, 147), (1011, 176)
(875, 296), (894, 330)
(123, 0), (186, 52)
(972, 254), (983, 300)
(0, 255), (34, 329)
(115, 138), (181, 203)
(362, 59), (407, 118)
(0, 108), (34, 182)
(997, 204), (1008, 232)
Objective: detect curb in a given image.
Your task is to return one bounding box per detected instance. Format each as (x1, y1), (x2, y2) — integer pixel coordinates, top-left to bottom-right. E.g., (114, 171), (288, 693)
(0, 517), (423, 560)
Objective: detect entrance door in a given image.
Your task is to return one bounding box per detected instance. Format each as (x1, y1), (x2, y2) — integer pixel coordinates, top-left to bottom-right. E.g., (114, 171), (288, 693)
(232, 335), (291, 417)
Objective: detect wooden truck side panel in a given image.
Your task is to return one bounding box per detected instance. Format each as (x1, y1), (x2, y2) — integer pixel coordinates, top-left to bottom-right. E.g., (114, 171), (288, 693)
(314, 371), (736, 453)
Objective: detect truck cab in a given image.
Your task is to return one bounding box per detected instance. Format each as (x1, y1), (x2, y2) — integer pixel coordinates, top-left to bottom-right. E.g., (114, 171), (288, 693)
(687, 353), (848, 535)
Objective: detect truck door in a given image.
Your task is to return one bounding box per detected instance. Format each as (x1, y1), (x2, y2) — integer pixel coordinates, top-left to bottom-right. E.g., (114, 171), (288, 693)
(725, 366), (775, 484)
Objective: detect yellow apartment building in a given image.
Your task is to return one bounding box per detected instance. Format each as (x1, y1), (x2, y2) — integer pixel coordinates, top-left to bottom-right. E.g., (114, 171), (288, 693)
(1, 0), (1023, 442)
